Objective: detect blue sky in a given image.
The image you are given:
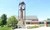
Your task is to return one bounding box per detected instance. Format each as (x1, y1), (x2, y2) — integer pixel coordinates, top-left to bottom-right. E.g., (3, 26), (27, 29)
(0, 0), (50, 21)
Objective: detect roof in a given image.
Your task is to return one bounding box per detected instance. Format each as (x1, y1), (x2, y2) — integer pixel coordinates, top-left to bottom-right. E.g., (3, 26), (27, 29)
(18, 16), (38, 20)
(25, 16), (38, 20)
(46, 20), (50, 22)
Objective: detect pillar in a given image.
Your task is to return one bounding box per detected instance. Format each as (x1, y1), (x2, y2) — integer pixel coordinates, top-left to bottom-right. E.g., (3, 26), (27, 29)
(44, 20), (48, 27)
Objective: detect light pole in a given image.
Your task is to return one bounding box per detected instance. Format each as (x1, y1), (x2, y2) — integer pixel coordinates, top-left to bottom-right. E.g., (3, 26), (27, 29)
(18, 1), (26, 28)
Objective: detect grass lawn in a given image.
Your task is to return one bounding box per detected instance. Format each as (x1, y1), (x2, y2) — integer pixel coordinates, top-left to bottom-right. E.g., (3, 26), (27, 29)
(0, 26), (12, 30)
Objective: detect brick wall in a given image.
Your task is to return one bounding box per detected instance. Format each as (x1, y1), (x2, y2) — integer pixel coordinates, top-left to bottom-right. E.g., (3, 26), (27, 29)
(31, 21), (39, 24)
(31, 20), (48, 27)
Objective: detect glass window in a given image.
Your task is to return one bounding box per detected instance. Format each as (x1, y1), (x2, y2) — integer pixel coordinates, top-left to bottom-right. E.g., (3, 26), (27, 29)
(26, 22), (30, 24)
(39, 22), (44, 24)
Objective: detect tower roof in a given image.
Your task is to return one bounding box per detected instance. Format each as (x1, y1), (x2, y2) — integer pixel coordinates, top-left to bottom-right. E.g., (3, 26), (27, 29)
(19, 2), (25, 5)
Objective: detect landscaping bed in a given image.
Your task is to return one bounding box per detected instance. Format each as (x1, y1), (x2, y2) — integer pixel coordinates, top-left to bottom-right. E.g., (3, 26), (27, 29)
(27, 25), (39, 29)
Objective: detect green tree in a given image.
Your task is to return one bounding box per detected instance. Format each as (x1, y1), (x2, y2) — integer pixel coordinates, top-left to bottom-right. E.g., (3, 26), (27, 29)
(47, 18), (50, 20)
(1, 14), (7, 26)
(7, 16), (18, 28)
(0, 18), (2, 26)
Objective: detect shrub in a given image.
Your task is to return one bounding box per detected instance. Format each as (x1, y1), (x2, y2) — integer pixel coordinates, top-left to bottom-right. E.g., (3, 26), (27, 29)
(27, 26), (39, 29)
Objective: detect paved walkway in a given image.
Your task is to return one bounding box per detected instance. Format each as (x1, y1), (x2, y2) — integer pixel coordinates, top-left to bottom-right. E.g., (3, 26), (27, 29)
(14, 27), (50, 30)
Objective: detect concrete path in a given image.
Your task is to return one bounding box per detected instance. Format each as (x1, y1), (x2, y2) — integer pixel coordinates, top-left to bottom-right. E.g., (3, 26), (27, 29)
(14, 27), (50, 30)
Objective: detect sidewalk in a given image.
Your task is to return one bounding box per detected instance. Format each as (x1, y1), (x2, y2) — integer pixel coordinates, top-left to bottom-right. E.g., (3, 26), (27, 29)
(14, 27), (50, 30)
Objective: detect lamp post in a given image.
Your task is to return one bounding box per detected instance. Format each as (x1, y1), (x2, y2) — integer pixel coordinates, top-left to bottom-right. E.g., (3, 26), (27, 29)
(18, 2), (26, 28)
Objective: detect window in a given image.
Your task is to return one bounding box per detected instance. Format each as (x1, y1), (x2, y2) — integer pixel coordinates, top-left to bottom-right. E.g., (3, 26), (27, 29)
(39, 22), (44, 24)
(26, 22), (30, 24)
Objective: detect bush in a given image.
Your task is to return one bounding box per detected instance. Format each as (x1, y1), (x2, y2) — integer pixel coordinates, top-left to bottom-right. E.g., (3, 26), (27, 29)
(7, 24), (18, 29)
(39, 24), (44, 27)
(27, 26), (39, 29)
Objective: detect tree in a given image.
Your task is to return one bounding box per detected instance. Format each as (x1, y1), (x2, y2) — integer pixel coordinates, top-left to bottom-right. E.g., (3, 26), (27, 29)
(7, 16), (18, 28)
(1, 14), (7, 26)
(47, 18), (50, 20)
(0, 18), (2, 26)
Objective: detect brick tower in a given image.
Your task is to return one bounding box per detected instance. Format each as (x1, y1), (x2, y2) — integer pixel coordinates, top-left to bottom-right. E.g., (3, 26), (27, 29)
(18, 2), (26, 28)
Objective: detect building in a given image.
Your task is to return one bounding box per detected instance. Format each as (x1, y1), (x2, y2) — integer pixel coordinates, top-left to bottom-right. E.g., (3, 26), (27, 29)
(18, 16), (50, 28)
(18, 16), (38, 28)
(25, 16), (38, 24)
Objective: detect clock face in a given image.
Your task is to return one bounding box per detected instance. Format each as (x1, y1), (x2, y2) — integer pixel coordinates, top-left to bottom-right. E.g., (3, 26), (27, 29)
(19, 4), (25, 10)
(22, 5), (25, 9)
